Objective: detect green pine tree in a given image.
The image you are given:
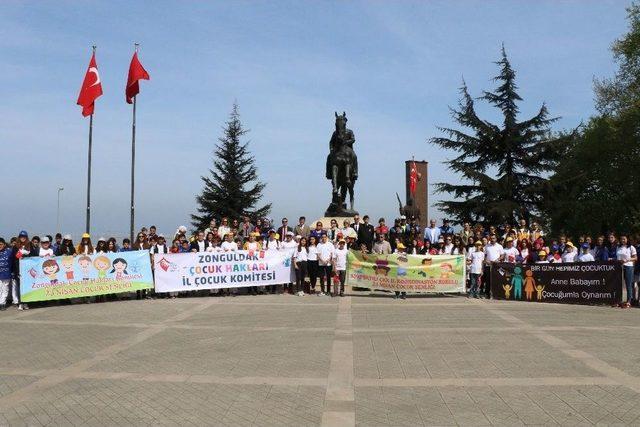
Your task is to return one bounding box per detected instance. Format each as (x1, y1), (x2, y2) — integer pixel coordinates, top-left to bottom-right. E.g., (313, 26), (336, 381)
(545, 3), (640, 237)
(191, 103), (271, 231)
(429, 46), (569, 226)
(595, 2), (640, 116)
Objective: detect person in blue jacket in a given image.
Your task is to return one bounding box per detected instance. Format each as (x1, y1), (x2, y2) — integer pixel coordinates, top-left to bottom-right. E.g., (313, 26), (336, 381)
(605, 233), (618, 262)
(591, 235), (609, 261)
(0, 238), (13, 310)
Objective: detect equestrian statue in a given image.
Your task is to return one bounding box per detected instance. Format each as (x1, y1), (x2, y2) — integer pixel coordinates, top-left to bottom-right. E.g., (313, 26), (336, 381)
(325, 111), (359, 216)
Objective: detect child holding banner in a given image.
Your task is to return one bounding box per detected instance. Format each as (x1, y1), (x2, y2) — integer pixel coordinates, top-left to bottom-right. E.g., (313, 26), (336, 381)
(333, 239), (348, 297)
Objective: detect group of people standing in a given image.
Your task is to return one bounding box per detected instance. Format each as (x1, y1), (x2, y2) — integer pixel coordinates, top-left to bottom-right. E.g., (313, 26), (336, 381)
(1, 214), (638, 309)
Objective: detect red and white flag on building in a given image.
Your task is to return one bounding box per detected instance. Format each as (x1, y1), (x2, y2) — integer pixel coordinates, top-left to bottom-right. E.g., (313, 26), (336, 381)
(126, 52), (150, 104)
(76, 52), (103, 117)
(409, 160), (419, 195)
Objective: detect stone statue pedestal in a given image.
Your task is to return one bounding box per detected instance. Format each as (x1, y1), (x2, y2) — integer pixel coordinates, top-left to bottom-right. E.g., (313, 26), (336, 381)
(325, 200), (358, 218)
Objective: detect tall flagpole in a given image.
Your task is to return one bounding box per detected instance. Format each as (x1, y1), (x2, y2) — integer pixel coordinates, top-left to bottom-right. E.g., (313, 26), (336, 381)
(129, 43), (139, 243)
(86, 45), (96, 234)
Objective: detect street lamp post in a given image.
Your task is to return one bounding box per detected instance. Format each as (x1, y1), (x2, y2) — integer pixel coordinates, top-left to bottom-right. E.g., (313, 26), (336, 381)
(57, 187), (64, 232)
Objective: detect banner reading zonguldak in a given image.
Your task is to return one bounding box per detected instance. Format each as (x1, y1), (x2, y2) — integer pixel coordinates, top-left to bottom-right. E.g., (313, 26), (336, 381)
(153, 250), (293, 292)
(346, 251), (466, 293)
(19, 250), (153, 302)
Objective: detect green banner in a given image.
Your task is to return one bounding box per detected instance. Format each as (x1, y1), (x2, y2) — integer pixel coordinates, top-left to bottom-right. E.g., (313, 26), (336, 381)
(346, 250), (466, 293)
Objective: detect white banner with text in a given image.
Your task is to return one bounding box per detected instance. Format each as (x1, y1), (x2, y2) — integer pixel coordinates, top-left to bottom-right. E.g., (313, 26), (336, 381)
(153, 250), (293, 292)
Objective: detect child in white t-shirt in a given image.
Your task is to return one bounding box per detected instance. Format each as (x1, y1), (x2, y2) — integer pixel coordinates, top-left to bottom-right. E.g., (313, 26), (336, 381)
(333, 240), (349, 297)
(577, 243), (595, 262)
(466, 241), (485, 298)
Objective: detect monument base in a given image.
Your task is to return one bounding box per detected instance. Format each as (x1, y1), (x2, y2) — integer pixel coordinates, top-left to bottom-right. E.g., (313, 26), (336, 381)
(325, 202), (358, 218)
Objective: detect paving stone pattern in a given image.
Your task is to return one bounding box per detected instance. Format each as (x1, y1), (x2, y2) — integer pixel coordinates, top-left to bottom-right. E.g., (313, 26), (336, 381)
(0, 293), (639, 426)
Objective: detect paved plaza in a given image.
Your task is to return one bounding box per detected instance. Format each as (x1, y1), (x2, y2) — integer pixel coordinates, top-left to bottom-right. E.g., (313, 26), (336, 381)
(0, 291), (639, 426)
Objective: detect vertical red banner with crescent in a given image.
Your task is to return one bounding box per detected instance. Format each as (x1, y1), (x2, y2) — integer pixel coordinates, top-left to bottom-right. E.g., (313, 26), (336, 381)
(409, 161), (418, 195)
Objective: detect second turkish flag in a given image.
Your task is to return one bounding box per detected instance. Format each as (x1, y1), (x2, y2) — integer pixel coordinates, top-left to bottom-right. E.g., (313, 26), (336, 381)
(126, 52), (150, 104)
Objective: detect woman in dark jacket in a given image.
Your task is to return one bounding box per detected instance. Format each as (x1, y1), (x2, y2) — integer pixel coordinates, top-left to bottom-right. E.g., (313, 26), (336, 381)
(56, 235), (76, 256)
(13, 230), (36, 310)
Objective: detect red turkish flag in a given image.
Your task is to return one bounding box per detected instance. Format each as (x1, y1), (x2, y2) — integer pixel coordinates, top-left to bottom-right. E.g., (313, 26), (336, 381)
(409, 161), (418, 195)
(126, 52), (150, 104)
(76, 52), (103, 117)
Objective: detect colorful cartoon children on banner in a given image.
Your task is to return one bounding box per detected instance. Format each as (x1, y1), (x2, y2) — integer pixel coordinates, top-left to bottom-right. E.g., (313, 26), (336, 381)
(61, 256), (75, 281)
(396, 254), (408, 277)
(439, 262), (453, 279)
(93, 255), (110, 279)
(535, 284), (545, 300)
(374, 259), (390, 275)
(42, 259), (60, 284)
(503, 283), (513, 299)
(511, 266), (524, 300)
(524, 269), (536, 301)
(110, 258), (128, 280)
(78, 255), (91, 280)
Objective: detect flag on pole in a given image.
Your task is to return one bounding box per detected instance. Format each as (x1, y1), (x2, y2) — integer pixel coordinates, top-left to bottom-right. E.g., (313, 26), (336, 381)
(409, 160), (419, 195)
(126, 52), (150, 104)
(76, 52), (103, 117)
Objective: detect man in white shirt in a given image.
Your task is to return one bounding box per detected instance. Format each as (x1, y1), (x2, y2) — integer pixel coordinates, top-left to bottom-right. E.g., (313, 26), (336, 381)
(466, 241), (485, 298)
(503, 237), (519, 263)
(333, 239), (349, 297)
(317, 233), (335, 296)
(483, 234), (504, 298)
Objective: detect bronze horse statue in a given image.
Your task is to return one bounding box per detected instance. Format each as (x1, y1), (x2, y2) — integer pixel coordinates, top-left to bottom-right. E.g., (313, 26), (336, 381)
(325, 112), (358, 215)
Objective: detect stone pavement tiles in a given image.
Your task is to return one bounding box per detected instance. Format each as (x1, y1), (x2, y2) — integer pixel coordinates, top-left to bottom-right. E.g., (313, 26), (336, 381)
(0, 293), (639, 426)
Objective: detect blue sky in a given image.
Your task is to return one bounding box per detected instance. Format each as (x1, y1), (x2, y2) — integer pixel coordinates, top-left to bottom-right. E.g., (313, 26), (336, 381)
(0, 0), (628, 239)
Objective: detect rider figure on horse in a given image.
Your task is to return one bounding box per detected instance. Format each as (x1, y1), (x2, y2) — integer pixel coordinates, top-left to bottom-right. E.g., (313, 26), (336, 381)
(325, 112), (359, 215)
(326, 111), (358, 183)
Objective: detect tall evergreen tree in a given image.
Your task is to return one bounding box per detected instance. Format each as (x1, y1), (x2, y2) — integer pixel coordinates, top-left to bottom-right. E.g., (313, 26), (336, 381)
(429, 46), (568, 226)
(545, 3), (640, 237)
(595, 2), (640, 116)
(545, 116), (640, 237)
(191, 103), (271, 231)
